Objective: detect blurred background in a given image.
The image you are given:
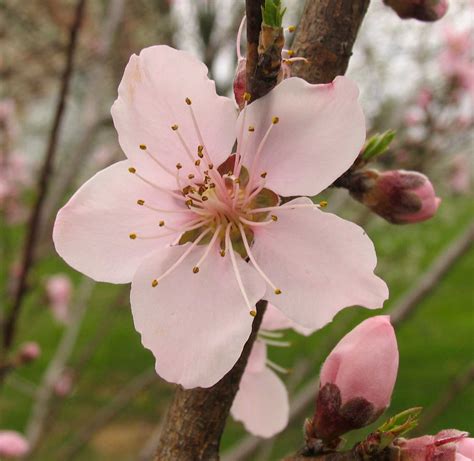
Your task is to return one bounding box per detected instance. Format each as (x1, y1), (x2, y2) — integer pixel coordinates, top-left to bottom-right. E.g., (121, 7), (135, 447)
(1, 0), (473, 460)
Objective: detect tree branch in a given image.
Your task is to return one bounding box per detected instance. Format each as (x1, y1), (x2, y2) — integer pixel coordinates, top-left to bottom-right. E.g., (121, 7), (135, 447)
(292, 0), (371, 84)
(1, 0), (87, 354)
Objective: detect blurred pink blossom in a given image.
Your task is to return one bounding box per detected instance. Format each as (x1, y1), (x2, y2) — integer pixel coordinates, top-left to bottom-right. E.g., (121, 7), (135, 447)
(449, 154), (471, 194)
(53, 368), (74, 397)
(18, 342), (41, 364)
(0, 431), (30, 458)
(46, 274), (73, 324)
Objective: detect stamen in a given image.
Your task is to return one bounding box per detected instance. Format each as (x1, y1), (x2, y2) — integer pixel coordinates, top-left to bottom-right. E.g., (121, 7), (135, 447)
(286, 25), (296, 33)
(151, 228), (211, 287)
(236, 16), (246, 61)
(238, 222), (282, 295)
(239, 216), (275, 227)
(132, 230), (178, 240)
(251, 203), (323, 213)
(261, 338), (291, 347)
(173, 126), (202, 172)
(131, 169), (187, 201)
(226, 223), (256, 317)
(259, 330), (284, 339)
(192, 224), (222, 273)
(141, 203), (194, 214)
(139, 144), (175, 177)
(266, 359), (289, 374)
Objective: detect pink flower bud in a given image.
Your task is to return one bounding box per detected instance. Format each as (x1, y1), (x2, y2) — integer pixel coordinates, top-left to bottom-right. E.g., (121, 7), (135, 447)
(53, 369), (74, 397)
(0, 431), (30, 458)
(397, 429), (469, 461)
(46, 274), (73, 324)
(308, 316), (398, 442)
(17, 342), (41, 364)
(350, 170), (441, 224)
(233, 58), (247, 110)
(384, 0), (448, 22)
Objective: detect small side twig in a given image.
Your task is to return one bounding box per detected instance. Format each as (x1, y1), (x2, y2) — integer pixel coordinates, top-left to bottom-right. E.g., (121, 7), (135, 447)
(1, 0), (87, 353)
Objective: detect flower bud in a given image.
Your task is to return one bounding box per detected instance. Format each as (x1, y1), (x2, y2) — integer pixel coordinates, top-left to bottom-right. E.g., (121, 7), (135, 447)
(46, 274), (73, 324)
(349, 169), (441, 224)
(0, 431), (30, 458)
(307, 316), (398, 442)
(396, 429), (469, 461)
(233, 58), (247, 110)
(17, 341), (41, 364)
(383, 0), (448, 22)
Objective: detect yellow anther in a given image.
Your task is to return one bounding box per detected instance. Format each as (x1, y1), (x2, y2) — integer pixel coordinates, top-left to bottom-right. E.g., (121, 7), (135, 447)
(129, 233), (137, 240)
(176, 163), (182, 170)
(249, 310), (257, 317)
(220, 249), (226, 257)
(197, 145), (204, 156)
(271, 215), (278, 221)
(319, 200), (328, 208)
(137, 199), (145, 206)
(209, 183), (216, 189)
(274, 288), (282, 295)
(152, 279), (158, 287)
(248, 126), (255, 132)
(272, 116), (280, 124)
(188, 173), (195, 180)
(195, 159), (201, 166)
(234, 178), (241, 184)
(260, 172), (267, 178)
(202, 196), (209, 201)
(185, 97), (192, 105)
(243, 92), (251, 102)
(286, 49), (295, 57)
(128, 167), (136, 174)
(139, 144), (147, 150)
(208, 163), (214, 170)
(171, 124), (179, 131)
(185, 199), (193, 207)
(288, 25), (296, 33)
(159, 220), (165, 227)
(192, 266), (200, 274)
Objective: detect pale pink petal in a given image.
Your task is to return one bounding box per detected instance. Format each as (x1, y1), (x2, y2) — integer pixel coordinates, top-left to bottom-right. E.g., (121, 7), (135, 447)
(458, 438), (474, 461)
(231, 367), (289, 438)
(246, 340), (267, 374)
(320, 316), (398, 409)
(130, 244), (266, 388)
(0, 431), (30, 458)
(252, 198), (388, 329)
(53, 161), (187, 284)
(238, 76), (365, 196)
(111, 46), (237, 189)
(263, 304), (316, 336)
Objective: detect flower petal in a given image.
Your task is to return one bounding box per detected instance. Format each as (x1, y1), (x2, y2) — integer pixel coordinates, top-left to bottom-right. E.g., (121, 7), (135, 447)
(252, 198), (388, 329)
(130, 244), (266, 388)
(231, 367), (289, 438)
(262, 304), (316, 336)
(53, 161), (186, 284)
(238, 76), (365, 196)
(111, 46), (237, 189)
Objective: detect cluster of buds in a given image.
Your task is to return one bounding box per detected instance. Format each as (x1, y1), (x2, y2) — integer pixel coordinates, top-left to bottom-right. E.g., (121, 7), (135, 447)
(347, 169), (441, 224)
(383, 0), (449, 22)
(305, 316), (399, 450)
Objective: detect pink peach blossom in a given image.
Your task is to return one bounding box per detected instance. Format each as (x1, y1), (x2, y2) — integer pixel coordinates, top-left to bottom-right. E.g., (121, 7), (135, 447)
(53, 45), (388, 389)
(46, 274), (73, 324)
(0, 431), (30, 458)
(457, 438), (474, 461)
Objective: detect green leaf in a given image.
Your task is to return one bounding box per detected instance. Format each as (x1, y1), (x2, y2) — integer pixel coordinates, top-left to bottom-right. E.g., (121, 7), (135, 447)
(362, 130), (396, 161)
(376, 407), (423, 449)
(261, 0), (286, 27)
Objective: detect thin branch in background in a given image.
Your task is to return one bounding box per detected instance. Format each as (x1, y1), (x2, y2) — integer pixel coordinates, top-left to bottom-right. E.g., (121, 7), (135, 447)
(24, 278), (95, 454)
(222, 221), (474, 461)
(56, 368), (158, 461)
(415, 362), (474, 434)
(1, 0), (87, 353)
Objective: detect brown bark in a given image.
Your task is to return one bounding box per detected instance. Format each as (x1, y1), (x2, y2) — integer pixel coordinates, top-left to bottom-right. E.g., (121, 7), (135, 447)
(292, 0), (370, 84)
(154, 301), (267, 461)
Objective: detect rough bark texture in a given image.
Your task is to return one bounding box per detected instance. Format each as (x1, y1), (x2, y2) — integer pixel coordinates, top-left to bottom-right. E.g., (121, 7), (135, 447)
(291, 0), (371, 84)
(154, 301), (267, 461)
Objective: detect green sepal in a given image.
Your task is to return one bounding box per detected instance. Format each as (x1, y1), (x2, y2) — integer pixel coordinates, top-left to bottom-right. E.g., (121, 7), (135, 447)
(261, 0), (286, 27)
(217, 154), (250, 188)
(249, 188), (280, 221)
(220, 226), (254, 259)
(178, 227), (213, 246)
(376, 407), (422, 449)
(362, 130), (396, 161)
